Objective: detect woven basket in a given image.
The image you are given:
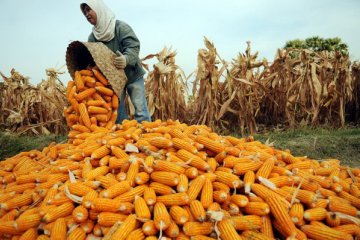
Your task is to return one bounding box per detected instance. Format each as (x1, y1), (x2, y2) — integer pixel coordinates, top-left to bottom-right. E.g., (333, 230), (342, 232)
(66, 41), (127, 98)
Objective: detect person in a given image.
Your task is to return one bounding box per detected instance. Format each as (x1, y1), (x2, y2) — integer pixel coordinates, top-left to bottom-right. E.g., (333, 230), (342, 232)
(80, 0), (151, 123)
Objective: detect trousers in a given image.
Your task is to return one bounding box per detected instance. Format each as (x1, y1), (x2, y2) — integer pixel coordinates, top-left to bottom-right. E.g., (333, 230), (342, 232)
(116, 76), (151, 124)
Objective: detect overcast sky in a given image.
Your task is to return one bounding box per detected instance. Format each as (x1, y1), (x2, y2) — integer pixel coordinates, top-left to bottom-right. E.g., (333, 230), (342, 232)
(0, 0), (359, 84)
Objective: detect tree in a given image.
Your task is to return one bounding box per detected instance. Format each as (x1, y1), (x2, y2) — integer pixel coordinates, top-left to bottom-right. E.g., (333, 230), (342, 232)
(284, 36), (349, 56)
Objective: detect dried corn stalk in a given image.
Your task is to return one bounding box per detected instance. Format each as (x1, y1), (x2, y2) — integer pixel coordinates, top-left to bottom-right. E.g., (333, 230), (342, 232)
(143, 47), (188, 121)
(188, 37), (227, 130)
(219, 41), (268, 135)
(261, 49), (353, 127)
(347, 61), (360, 122)
(0, 68), (67, 135)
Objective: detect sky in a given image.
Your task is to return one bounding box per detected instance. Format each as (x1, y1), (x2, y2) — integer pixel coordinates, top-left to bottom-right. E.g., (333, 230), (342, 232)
(0, 0), (359, 85)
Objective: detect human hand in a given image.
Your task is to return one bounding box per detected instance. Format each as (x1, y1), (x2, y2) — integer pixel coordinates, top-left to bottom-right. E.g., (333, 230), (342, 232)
(114, 51), (127, 69)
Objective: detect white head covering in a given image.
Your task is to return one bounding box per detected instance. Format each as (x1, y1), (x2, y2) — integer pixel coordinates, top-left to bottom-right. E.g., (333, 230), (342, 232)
(81, 0), (116, 42)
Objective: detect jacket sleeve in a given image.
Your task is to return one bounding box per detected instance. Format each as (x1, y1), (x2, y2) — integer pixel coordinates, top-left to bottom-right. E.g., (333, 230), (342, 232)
(118, 22), (141, 67)
(88, 33), (96, 42)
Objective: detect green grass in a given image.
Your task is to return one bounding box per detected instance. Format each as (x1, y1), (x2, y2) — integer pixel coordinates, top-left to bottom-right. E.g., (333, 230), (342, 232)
(0, 132), (67, 160)
(1, 127), (360, 168)
(253, 127), (360, 168)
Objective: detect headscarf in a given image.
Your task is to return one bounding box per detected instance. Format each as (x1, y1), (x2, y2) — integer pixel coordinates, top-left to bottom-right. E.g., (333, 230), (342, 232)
(81, 0), (116, 42)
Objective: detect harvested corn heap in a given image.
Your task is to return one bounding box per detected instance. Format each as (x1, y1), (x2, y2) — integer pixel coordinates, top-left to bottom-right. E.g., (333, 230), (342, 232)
(64, 66), (119, 135)
(1, 70), (360, 239)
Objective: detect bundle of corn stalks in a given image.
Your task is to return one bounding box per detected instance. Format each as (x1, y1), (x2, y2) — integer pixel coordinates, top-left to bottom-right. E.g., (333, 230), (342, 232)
(143, 47), (188, 122)
(187, 37), (228, 130)
(0, 68), (67, 135)
(218, 41), (268, 135)
(261, 49), (353, 127)
(346, 61), (360, 122)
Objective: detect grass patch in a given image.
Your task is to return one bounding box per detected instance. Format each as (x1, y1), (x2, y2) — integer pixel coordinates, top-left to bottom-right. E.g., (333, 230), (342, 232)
(0, 132), (67, 160)
(253, 127), (360, 168)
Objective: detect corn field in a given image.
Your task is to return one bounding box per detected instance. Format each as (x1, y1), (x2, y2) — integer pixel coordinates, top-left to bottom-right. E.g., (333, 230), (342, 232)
(0, 68), (67, 135)
(1, 38), (359, 135)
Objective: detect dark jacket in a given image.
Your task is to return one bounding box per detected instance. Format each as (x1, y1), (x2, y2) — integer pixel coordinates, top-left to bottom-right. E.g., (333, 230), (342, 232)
(88, 20), (146, 83)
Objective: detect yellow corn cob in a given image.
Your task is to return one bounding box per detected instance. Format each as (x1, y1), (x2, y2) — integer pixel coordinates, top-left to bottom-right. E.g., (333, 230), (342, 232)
(150, 171), (179, 187)
(184, 167), (199, 179)
(261, 215), (274, 238)
(338, 191), (360, 208)
(153, 160), (186, 175)
(328, 200), (359, 216)
(200, 178), (213, 209)
(195, 135), (224, 154)
(222, 156), (250, 168)
(281, 186), (317, 206)
(214, 171), (243, 189)
(97, 212), (127, 227)
(115, 185), (146, 202)
(0, 192), (33, 210)
(84, 166), (109, 181)
(126, 228), (145, 240)
(143, 187), (157, 206)
(229, 215), (262, 231)
(72, 205), (88, 223)
(134, 196), (151, 222)
(242, 202), (269, 216)
(301, 224), (353, 240)
(95, 86), (113, 96)
(150, 182), (176, 196)
(75, 88), (96, 101)
(78, 103), (91, 128)
(183, 222), (214, 236)
(289, 202), (304, 224)
(255, 158), (275, 179)
(325, 212), (341, 227)
(233, 161), (263, 175)
(90, 145), (110, 159)
(242, 230), (273, 240)
(265, 195), (296, 237)
(303, 207), (327, 221)
(142, 220), (158, 236)
(212, 181), (230, 193)
(172, 138), (198, 154)
(333, 224), (360, 238)
(154, 202), (171, 231)
(149, 137), (173, 148)
(157, 192), (190, 206)
(50, 217), (67, 240)
(170, 206), (189, 225)
(190, 235), (215, 240)
(96, 175), (118, 189)
(187, 175), (206, 201)
(243, 170), (255, 193)
(42, 202), (74, 223)
(217, 219), (242, 240)
(5, 183), (36, 194)
(92, 198), (122, 212)
(68, 182), (94, 197)
(15, 213), (41, 232)
(213, 190), (229, 203)
(67, 227), (86, 240)
(19, 227), (38, 240)
(230, 194), (248, 208)
(206, 157), (217, 172)
(100, 181), (131, 199)
(188, 200), (206, 222)
(111, 146), (130, 159)
(135, 172), (150, 185)
(176, 150), (211, 172)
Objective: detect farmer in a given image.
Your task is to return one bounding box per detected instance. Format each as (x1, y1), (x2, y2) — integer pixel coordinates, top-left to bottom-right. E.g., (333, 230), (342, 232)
(80, 0), (151, 123)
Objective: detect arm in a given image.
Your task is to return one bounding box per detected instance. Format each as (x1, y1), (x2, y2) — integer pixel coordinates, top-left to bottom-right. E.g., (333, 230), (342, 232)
(118, 22), (141, 67)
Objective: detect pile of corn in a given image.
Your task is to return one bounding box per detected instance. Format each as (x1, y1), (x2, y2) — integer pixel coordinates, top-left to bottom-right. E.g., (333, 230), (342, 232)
(0, 68), (360, 240)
